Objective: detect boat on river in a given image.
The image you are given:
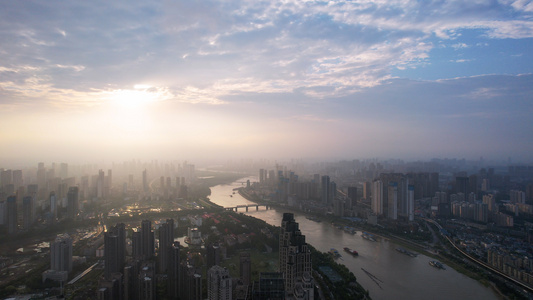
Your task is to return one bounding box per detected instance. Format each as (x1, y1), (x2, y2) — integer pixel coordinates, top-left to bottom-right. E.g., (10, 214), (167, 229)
(344, 247), (358, 256)
(329, 248), (341, 258)
(362, 232), (377, 242)
(343, 226), (357, 234)
(429, 260), (446, 270)
(396, 247), (418, 257)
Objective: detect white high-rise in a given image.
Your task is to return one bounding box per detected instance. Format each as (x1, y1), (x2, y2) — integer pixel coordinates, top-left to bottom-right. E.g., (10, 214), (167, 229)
(50, 234), (72, 273)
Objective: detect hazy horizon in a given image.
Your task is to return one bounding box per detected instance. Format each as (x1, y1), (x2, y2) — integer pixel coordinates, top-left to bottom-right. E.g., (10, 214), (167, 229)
(1, 1), (533, 165)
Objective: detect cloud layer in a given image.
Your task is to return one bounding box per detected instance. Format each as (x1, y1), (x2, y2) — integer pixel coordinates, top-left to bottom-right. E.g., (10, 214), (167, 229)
(0, 0), (532, 164)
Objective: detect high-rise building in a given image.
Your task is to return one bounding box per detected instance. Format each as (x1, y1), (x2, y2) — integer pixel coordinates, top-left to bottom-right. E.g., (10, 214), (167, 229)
(407, 185), (415, 221)
(239, 252), (251, 286)
(333, 197), (345, 217)
(67, 186), (79, 219)
(60, 163), (68, 179)
(483, 194), (497, 212)
(12, 170), (22, 190)
(22, 196), (34, 229)
(430, 172), (439, 196)
(510, 190), (526, 204)
(207, 243), (221, 271)
(123, 262), (138, 300)
(50, 192), (57, 220)
(372, 180), (383, 216)
(0, 200), (5, 226)
(1, 169), (13, 189)
(372, 173), (413, 221)
(207, 265), (232, 300)
(180, 264), (202, 300)
(4, 184), (15, 197)
(138, 262), (156, 300)
(97, 169), (105, 198)
(158, 219), (174, 273)
(347, 186), (358, 207)
(526, 183), (533, 205)
(455, 176), (470, 195)
(6, 195), (17, 234)
(387, 182), (398, 220)
(252, 272), (285, 300)
(37, 163), (46, 191)
(97, 273), (123, 300)
(321, 175), (330, 204)
(259, 169), (266, 184)
(363, 181), (371, 200)
(469, 174), (478, 197)
(279, 213), (314, 299)
(50, 234), (73, 273)
(141, 220), (155, 259)
(142, 169), (148, 193)
(168, 242), (181, 299)
(105, 223), (126, 280)
(132, 231), (142, 258)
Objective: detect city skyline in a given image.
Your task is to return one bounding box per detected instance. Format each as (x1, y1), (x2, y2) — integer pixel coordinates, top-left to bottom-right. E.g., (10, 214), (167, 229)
(1, 1), (532, 164)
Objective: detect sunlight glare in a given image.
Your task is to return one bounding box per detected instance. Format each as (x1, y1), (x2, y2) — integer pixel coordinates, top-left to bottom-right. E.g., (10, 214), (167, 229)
(110, 88), (157, 109)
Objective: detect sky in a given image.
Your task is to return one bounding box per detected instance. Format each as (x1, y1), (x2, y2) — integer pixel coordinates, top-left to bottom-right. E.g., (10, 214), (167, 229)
(1, 0), (533, 166)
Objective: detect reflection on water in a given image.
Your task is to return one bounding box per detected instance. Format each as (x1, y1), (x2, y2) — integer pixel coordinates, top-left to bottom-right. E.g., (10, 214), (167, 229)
(208, 177), (500, 300)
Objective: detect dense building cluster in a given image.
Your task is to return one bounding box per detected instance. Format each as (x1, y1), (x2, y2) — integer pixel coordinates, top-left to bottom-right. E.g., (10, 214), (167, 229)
(0, 161), (195, 235)
(95, 212), (313, 300)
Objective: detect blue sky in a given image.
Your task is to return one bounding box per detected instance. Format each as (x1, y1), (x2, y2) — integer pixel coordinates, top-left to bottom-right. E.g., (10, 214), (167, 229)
(1, 0), (532, 165)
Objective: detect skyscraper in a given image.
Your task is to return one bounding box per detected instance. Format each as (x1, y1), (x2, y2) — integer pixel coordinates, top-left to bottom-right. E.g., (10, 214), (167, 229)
(207, 265), (232, 300)
(141, 220), (155, 259)
(239, 252), (251, 286)
(67, 186), (79, 219)
(372, 173), (413, 221)
(372, 180), (383, 216)
(168, 242), (181, 299)
(105, 223), (126, 280)
(158, 219), (174, 273)
(347, 186), (358, 207)
(0, 200), (5, 226)
(180, 264), (202, 300)
(6, 195), (17, 234)
(1, 169), (13, 188)
(279, 213), (314, 299)
(142, 169), (148, 193)
(22, 196), (34, 229)
(455, 176), (470, 195)
(97, 169), (105, 198)
(207, 243), (221, 271)
(321, 175), (330, 204)
(12, 170), (22, 190)
(50, 192), (57, 220)
(50, 234), (73, 273)
(253, 272), (285, 300)
(138, 262), (156, 300)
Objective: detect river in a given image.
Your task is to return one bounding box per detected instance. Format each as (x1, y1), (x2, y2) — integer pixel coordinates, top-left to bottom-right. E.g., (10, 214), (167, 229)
(208, 177), (501, 300)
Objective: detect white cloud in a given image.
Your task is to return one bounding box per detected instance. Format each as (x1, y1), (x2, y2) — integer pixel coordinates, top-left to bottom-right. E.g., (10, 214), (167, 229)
(0, 0), (532, 109)
(451, 43), (469, 49)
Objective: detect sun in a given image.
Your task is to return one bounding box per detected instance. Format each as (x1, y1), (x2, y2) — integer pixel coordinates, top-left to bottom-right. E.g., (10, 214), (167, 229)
(109, 85), (159, 109)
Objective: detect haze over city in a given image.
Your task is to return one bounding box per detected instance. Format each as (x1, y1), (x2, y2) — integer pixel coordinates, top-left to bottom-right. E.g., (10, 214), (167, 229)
(1, 1), (533, 166)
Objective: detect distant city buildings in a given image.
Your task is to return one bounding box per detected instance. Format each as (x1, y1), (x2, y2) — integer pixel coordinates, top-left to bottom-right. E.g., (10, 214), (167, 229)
(371, 173), (414, 221)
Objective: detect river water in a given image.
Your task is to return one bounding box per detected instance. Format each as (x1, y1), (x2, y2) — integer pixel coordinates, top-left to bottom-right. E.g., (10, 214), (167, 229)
(208, 177), (501, 300)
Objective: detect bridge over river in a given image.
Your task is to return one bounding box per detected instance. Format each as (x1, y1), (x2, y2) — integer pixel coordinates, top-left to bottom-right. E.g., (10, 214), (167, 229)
(224, 204), (270, 212)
